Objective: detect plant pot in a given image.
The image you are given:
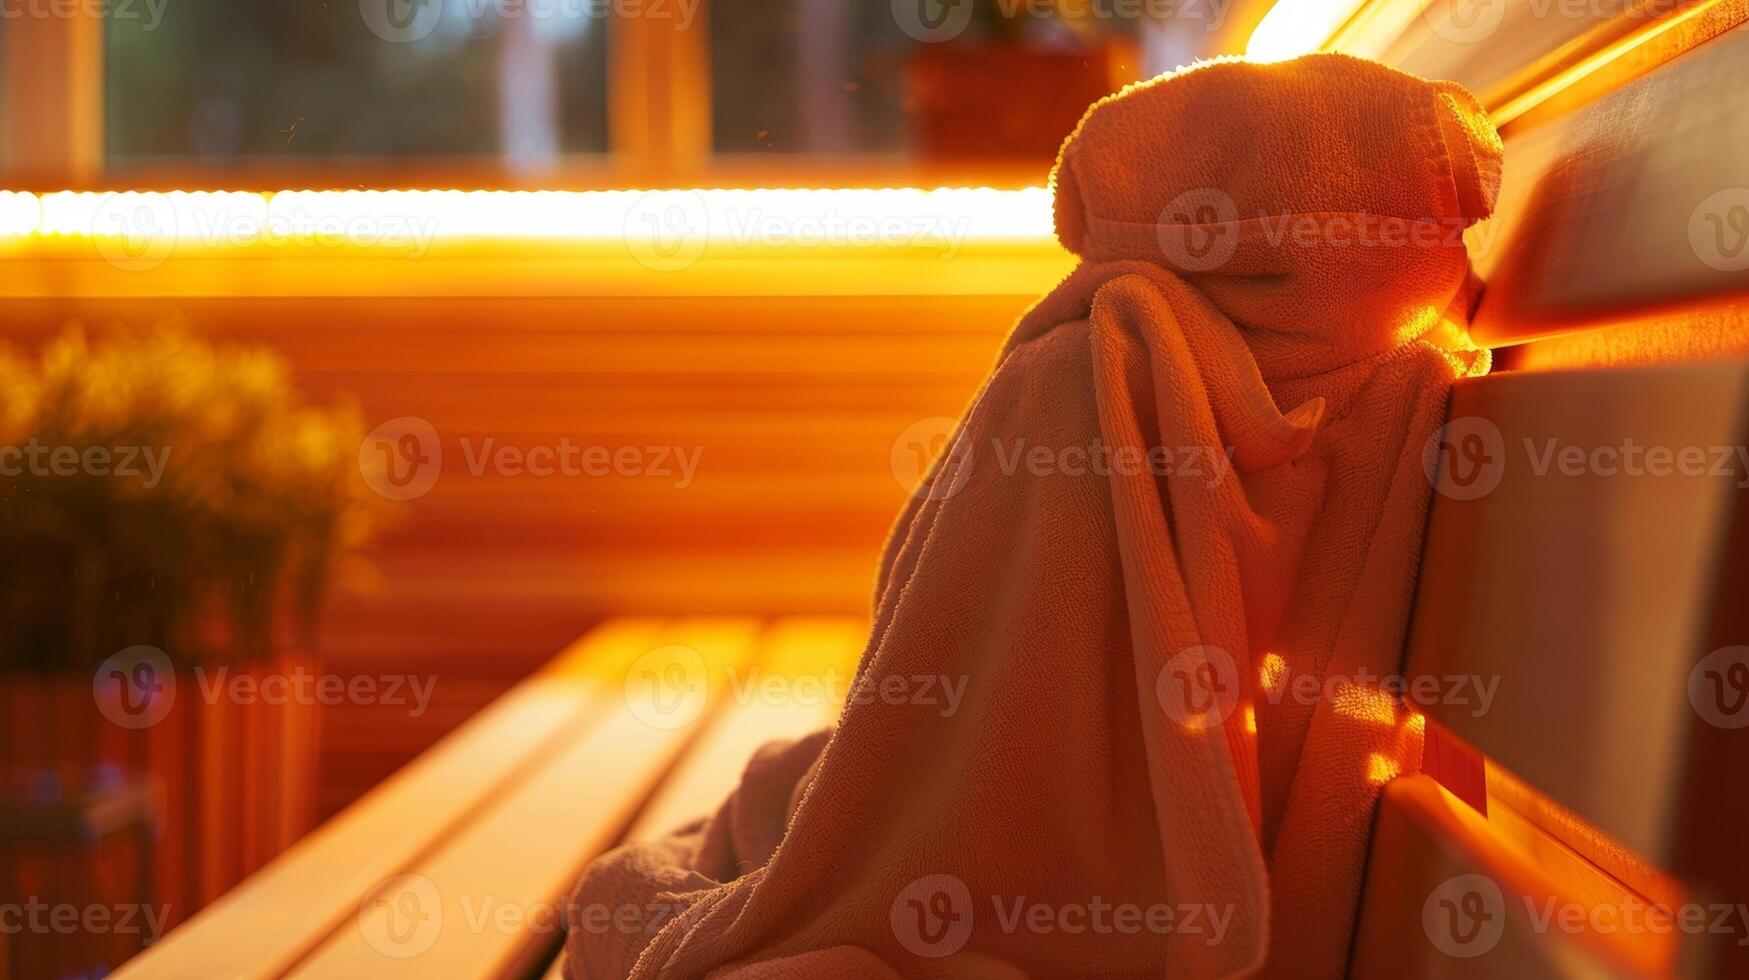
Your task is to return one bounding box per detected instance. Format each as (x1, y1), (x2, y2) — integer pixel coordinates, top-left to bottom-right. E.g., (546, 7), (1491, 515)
(905, 37), (1138, 160)
(0, 648), (321, 934)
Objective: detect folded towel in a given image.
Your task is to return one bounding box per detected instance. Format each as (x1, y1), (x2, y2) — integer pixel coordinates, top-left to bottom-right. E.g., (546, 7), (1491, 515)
(565, 53), (1501, 979)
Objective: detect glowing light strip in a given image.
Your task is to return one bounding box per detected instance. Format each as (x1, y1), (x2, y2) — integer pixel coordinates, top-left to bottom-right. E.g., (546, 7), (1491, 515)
(0, 188), (1057, 244)
(1245, 0), (1368, 63)
(1489, 0), (1737, 127)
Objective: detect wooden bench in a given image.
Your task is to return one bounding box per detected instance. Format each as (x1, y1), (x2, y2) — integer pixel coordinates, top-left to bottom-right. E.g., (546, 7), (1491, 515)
(1337, 0), (1749, 976)
(114, 616), (865, 979)
(121, 2), (1749, 977)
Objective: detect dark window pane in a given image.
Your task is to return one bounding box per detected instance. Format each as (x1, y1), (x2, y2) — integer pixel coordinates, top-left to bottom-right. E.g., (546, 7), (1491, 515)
(105, 2), (608, 166)
(710, 0), (1165, 160)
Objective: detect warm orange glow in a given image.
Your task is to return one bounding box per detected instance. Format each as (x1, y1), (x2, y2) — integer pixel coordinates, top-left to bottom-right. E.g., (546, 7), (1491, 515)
(1366, 752), (1401, 784)
(1406, 711), (1426, 737)
(1246, 0), (1367, 63)
(1243, 705), (1257, 735)
(1491, 0), (1742, 127)
(1258, 652), (1287, 697)
(1332, 684), (1397, 727)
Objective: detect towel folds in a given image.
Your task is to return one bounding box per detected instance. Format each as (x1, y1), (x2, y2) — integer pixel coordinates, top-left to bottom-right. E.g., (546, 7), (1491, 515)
(566, 53), (1502, 979)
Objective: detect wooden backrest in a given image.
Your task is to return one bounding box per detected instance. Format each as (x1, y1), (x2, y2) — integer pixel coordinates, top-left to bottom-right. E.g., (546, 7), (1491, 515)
(1341, 1), (1749, 975)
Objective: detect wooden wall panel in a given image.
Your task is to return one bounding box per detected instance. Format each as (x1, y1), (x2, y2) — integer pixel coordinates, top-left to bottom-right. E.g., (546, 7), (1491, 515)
(0, 291), (1029, 814)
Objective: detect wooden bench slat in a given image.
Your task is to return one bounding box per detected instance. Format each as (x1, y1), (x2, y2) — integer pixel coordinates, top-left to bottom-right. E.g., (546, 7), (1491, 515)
(1350, 774), (1665, 978)
(115, 618), (667, 980)
(622, 616), (867, 843)
(286, 618), (763, 979)
(522, 617), (867, 980)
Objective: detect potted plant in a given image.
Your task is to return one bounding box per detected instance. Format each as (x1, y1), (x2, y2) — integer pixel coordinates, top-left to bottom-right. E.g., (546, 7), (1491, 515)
(0, 325), (383, 930)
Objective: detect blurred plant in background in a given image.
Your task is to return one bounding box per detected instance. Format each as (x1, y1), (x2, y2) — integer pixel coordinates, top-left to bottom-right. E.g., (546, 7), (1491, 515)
(0, 326), (384, 671)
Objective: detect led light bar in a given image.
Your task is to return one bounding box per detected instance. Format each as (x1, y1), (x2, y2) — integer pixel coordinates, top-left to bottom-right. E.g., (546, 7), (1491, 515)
(0, 188), (1057, 245)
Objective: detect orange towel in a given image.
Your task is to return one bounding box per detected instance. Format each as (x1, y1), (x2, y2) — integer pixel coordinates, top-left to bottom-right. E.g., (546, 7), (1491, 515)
(566, 53), (1500, 979)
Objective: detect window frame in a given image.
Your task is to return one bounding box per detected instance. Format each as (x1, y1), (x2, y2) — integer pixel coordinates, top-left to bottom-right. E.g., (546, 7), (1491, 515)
(0, 2), (1050, 193)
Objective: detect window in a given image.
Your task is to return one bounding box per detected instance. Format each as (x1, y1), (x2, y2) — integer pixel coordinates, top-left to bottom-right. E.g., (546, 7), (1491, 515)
(104, 2), (609, 168)
(710, 0), (1158, 160)
(9, 0), (1210, 184)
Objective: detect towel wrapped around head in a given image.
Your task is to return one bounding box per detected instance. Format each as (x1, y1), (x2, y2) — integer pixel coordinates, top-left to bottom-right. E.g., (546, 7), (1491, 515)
(565, 52), (1501, 979)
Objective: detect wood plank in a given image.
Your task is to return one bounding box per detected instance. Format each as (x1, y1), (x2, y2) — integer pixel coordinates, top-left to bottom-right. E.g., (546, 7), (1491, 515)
(287, 618), (763, 979)
(622, 616), (866, 843)
(1333, 0), (1749, 129)
(1406, 362), (1749, 874)
(528, 617), (867, 979)
(0, 8), (103, 183)
(1350, 775), (1667, 978)
(114, 619), (665, 980)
